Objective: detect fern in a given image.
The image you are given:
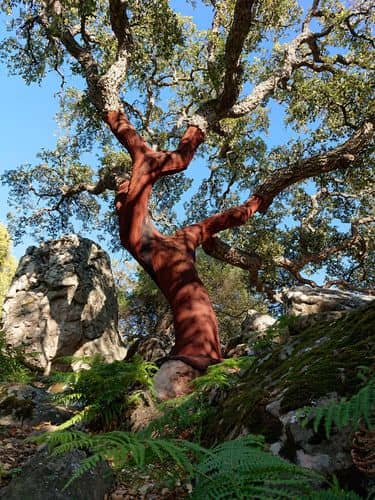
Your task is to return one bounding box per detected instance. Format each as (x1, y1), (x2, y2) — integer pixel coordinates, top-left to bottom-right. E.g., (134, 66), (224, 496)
(33, 430), (364, 498)
(49, 355), (157, 430)
(192, 357), (252, 392)
(306, 490), (361, 499)
(191, 435), (321, 500)
(146, 358), (252, 442)
(304, 376), (375, 438)
(32, 429), (208, 489)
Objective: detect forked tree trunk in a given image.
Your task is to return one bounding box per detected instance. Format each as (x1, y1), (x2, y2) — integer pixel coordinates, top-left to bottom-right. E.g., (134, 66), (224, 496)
(105, 111), (264, 371)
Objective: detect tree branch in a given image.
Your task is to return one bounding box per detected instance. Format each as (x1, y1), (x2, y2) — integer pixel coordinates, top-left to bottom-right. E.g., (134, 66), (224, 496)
(94, 0), (132, 112)
(159, 126), (206, 175)
(180, 195), (263, 248)
(188, 6), (334, 129)
(104, 111), (150, 161)
(255, 119), (374, 211)
(202, 236), (261, 271)
(217, 0), (257, 112)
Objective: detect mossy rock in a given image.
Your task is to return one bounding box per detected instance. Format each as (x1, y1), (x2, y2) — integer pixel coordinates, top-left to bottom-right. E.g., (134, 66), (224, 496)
(203, 302), (375, 444)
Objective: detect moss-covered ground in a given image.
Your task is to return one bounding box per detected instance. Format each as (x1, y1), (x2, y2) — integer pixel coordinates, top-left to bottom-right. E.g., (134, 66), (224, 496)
(203, 302), (375, 444)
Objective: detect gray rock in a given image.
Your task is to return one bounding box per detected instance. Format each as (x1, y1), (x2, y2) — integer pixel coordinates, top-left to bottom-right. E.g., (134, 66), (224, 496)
(0, 383), (71, 427)
(241, 309), (276, 336)
(153, 360), (200, 400)
(1, 235), (126, 372)
(0, 448), (114, 500)
(282, 286), (374, 316)
(126, 322), (174, 363)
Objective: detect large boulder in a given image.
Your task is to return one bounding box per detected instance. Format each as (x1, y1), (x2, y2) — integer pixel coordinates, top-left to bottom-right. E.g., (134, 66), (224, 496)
(0, 448), (114, 500)
(282, 286), (374, 316)
(241, 309), (276, 334)
(201, 302), (375, 495)
(1, 235), (126, 373)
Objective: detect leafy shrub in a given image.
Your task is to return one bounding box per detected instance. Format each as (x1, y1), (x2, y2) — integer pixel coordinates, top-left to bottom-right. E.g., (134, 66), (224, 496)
(50, 355), (157, 430)
(0, 331), (32, 383)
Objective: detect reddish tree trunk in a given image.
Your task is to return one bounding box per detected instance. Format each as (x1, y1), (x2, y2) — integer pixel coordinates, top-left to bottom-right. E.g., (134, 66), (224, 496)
(105, 110), (263, 371)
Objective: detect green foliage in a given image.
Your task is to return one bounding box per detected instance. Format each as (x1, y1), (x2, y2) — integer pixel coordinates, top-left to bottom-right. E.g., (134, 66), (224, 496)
(50, 355), (157, 430)
(145, 358), (252, 443)
(303, 375), (375, 438)
(1, 1), (374, 295)
(0, 224), (17, 316)
(32, 429), (208, 489)
(196, 251), (266, 342)
(192, 357), (252, 392)
(0, 331), (32, 383)
(32, 428), (364, 498)
(306, 492), (361, 500)
(191, 434), (321, 499)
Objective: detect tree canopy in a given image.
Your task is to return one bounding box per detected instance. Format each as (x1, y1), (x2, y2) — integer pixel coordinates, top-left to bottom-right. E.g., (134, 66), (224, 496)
(1, 0), (374, 300)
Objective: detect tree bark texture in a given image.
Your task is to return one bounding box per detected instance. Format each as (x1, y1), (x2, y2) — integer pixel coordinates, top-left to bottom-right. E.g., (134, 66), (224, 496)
(105, 110), (263, 371)
(104, 109), (373, 371)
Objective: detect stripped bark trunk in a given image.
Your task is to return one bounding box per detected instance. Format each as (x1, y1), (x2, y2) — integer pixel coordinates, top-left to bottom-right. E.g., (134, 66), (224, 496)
(105, 110), (263, 371)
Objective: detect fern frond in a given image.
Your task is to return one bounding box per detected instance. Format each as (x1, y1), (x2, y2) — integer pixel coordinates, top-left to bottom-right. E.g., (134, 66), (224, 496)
(55, 404), (99, 430)
(306, 491), (361, 499)
(34, 429), (208, 486)
(191, 435), (321, 500)
(63, 452), (106, 490)
(192, 357), (252, 392)
(308, 377), (375, 438)
(47, 355), (158, 430)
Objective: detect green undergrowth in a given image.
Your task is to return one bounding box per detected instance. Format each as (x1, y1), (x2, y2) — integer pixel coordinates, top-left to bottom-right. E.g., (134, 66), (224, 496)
(26, 306), (374, 499)
(146, 357), (253, 443)
(300, 371), (375, 438)
(31, 429), (207, 490)
(32, 429), (364, 499)
(203, 302), (375, 444)
(0, 331), (33, 383)
(48, 355), (157, 431)
(14, 305), (373, 498)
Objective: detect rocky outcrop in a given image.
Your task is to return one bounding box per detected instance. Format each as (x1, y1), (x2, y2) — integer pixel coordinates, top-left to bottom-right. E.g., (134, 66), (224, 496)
(0, 448), (114, 500)
(282, 286), (374, 316)
(280, 286), (375, 336)
(201, 302), (375, 495)
(225, 310), (276, 357)
(0, 383), (71, 427)
(241, 309), (276, 334)
(126, 325), (174, 363)
(1, 235), (126, 373)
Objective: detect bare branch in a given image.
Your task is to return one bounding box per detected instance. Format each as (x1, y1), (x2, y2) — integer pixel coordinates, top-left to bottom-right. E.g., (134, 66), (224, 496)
(159, 126), (205, 175)
(202, 236), (261, 272)
(217, 0), (257, 112)
(104, 111), (150, 161)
